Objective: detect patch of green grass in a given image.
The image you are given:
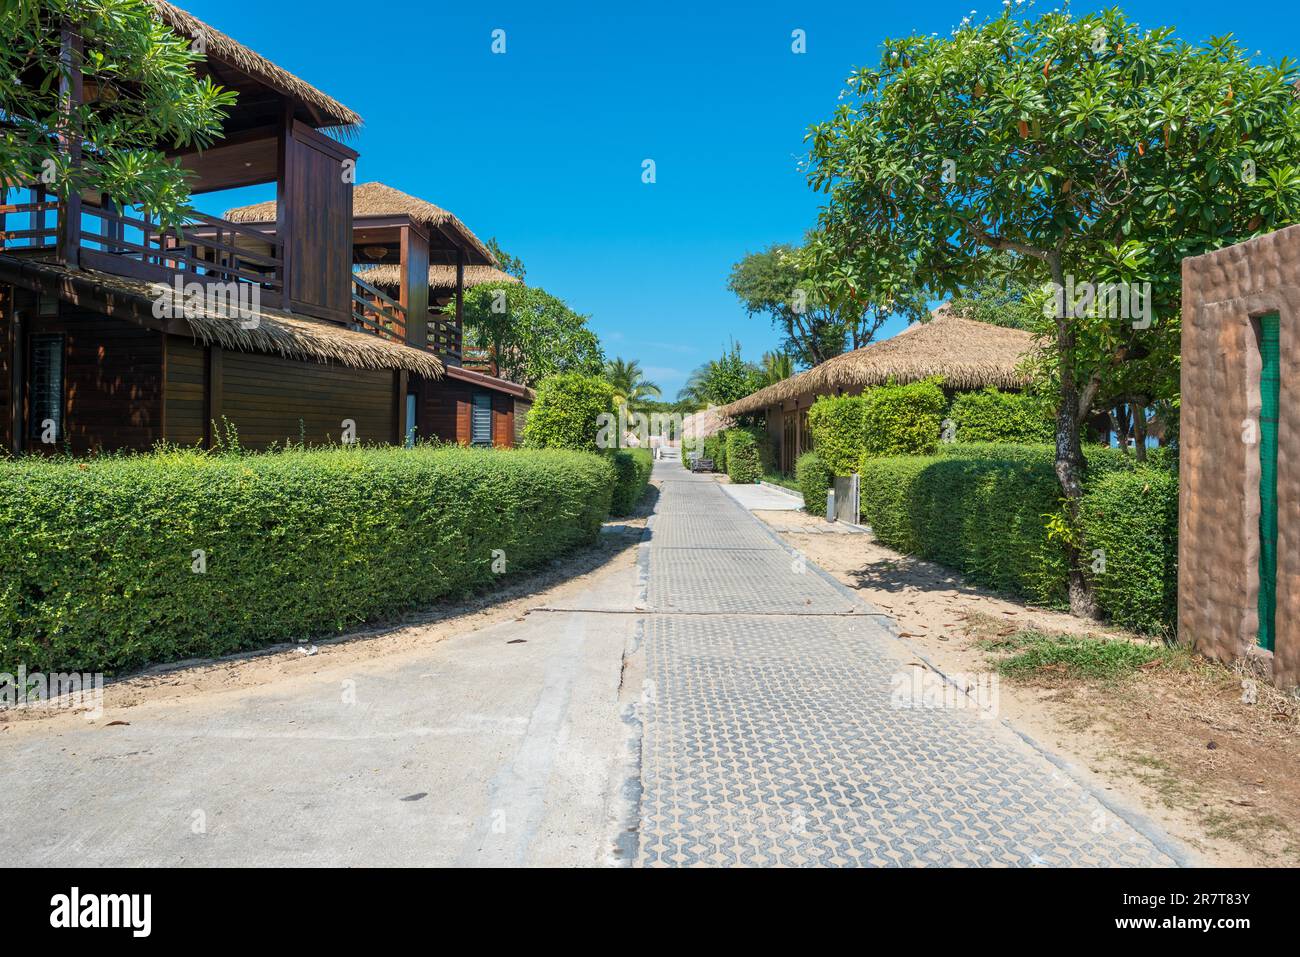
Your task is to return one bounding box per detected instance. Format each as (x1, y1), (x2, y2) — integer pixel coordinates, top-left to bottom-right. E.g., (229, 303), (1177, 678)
(761, 471), (800, 493)
(988, 630), (1172, 681)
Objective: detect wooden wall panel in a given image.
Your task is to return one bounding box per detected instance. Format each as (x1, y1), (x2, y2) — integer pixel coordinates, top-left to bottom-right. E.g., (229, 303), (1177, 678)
(492, 392), (513, 447)
(280, 121), (356, 324)
(37, 307), (162, 454)
(220, 351), (393, 449)
(164, 336), (207, 447)
(422, 379), (472, 445)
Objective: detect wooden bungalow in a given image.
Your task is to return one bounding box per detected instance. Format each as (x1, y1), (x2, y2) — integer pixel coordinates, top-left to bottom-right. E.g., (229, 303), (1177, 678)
(224, 182), (531, 447)
(0, 1), (448, 453)
(717, 308), (1036, 474)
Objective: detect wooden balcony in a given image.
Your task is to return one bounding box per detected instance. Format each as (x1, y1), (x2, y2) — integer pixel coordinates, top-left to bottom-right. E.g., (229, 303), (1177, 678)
(428, 315), (463, 364)
(352, 273), (407, 344)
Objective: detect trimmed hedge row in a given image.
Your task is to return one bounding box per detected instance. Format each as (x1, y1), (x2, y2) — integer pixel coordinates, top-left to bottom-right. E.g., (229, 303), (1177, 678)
(796, 450), (831, 514)
(806, 395), (868, 476)
(859, 443), (1178, 634)
(0, 446), (616, 674)
(947, 388), (1054, 444)
(725, 430), (762, 484)
(609, 448), (654, 515)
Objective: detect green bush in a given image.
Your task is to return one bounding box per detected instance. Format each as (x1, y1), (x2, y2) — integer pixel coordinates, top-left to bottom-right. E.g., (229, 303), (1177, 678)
(702, 432), (728, 472)
(858, 447), (1179, 633)
(861, 378), (946, 457)
(947, 388), (1053, 444)
(0, 446), (616, 674)
(1078, 467), (1179, 634)
(796, 451), (831, 514)
(725, 430), (762, 484)
(609, 448), (654, 515)
(806, 395), (868, 476)
(522, 373), (616, 453)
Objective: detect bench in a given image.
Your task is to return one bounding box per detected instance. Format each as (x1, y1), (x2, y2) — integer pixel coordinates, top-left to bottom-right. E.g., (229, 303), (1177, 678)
(691, 457), (715, 473)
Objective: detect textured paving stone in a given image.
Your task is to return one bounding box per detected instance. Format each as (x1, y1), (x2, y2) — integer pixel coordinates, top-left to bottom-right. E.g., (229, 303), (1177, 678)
(636, 461), (1178, 868)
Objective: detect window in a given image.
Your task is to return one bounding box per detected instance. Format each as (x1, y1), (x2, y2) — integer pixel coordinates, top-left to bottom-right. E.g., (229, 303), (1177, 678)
(28, 334), (64, 444)
(471, 392), (493, 446)
(405, 392), (418, 448)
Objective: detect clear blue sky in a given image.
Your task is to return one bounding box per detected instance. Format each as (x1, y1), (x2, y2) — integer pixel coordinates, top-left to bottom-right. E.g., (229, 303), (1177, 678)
(185, 0), (1297, 397)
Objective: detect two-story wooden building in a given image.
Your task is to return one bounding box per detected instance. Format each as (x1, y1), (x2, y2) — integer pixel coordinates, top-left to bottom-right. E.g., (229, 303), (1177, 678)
(224, 181), (532, 447)
(0, 2), (527, 454)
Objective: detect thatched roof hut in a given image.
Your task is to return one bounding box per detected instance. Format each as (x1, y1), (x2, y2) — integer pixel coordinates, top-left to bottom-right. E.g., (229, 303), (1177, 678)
(720, 307), (1035, 417)
(146, 1), (361, 133)
(225, 182), (496, 265)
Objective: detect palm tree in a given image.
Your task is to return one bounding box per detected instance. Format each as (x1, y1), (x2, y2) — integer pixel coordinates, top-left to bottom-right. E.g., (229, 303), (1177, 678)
(604, 357), (661, 408)
(758, 351), (794, 387)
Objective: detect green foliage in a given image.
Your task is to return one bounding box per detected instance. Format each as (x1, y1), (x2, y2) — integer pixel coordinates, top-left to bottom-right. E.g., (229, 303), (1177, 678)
(677, 342), (761, 408)
(0, 0), (238, 225)
(484, 238), (526, 280)
(701, 432), (728, 472)
(0, 446), (616, 674)
(725, 430), (762, 484)
(860, 378), (946, 456)
(806, 394), (868, 476)
(609, 448), (653, 515)
(948, 388), (1054, 444)
(604, 357), (661, 409)
(946, 254), (1052, 331)
(522, 373), (615, 453)
(796, 451), (831, 514)
(989, 630), (1171, 680)
(456, 283), (604, 387)
(1078, 467), (1180, 635)
(859, 445), (1179, 632)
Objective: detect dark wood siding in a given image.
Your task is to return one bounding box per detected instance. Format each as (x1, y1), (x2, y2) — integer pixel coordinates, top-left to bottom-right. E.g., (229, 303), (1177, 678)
(421, 379), (472, 444)
(163, 336), (207, 447)
(280, 121), (355, 323)
(34, 307), (162, 454)
(220, 351), (394, 449)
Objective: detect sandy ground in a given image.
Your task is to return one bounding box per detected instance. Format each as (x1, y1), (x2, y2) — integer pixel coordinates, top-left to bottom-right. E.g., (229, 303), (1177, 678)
(752, 503), (1300, 868)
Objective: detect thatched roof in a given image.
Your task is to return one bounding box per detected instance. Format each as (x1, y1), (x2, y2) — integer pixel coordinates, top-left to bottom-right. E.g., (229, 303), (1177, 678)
(147, 1), (361, 133)
(225, 182), (496, 265)
(354, 263), (521, 292)
(682, 407), (734, 442)
(1, 257), (443, 378)
(719, 307), (1035, 416)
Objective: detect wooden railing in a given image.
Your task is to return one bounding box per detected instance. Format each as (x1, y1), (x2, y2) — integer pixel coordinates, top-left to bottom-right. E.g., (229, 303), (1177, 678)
(0, 186), (58, 250)
(80, 205), (284, 302)
(351, 273), (407, 344)
(428, 316), (463, 362)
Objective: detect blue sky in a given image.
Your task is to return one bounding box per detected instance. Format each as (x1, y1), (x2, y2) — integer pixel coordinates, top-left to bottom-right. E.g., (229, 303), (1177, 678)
(186, 0), (1298, 397)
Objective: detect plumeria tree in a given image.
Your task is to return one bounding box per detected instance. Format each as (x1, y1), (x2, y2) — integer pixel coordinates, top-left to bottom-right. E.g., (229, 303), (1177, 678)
(456, 282), (604, 387)
(0, 0), (235, 224)
(807, 7), (1300, 615)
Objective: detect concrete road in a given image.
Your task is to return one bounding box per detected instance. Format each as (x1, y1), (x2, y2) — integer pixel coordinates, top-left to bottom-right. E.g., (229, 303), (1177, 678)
(0, 551), (642, 867)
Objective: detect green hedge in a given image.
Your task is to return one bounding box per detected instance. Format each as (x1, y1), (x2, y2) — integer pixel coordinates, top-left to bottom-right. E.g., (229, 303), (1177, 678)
(725, 430), (762, 484)
(0, 446), (616, 674)
(796, 451), (831, 514)
(522, 373), (615, 453)
(947, 388), (1053, 444)
(806, 395), (868, 476)
(609, 448), (654, 515)
(859, 444), (1179, 633)
(702, 432), (728, 472)
(861, 378), (946, 457)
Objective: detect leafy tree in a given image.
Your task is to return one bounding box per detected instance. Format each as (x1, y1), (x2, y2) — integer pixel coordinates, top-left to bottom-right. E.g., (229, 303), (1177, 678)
(485, 237), (526, 280)
(0, 0), (236, 224)
(946, 253), (1051, 331)
(728, 241), (926, 366)
(677, 342), (761, 408)
(455, 283), (604, 387)
(521, 373), (615, 453)
(807, 8), (1300, 615)
(603, 357), (661, 408)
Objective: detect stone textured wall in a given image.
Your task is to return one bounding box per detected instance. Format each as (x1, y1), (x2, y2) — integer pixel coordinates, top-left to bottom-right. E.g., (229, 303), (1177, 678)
(1180, 224), (1300, 688)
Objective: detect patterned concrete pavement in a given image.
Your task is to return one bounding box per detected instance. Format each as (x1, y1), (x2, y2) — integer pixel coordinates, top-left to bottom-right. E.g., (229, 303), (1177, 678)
(633, 461), (1185, 867)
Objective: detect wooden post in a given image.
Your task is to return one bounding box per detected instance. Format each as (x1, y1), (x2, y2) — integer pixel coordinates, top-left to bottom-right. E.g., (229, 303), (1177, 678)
(275, 107), (294, 313)
(56, 21), (83, 267)
(455, 248), (465, 365)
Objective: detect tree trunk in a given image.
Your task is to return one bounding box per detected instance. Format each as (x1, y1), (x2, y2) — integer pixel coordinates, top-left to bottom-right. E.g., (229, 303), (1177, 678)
(1049, 256), (1099, 620)
(1133, 397), (1148, 463)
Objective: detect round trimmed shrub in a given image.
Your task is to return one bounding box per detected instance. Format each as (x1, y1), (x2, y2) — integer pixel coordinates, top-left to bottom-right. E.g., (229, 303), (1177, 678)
(796, 451), (831, 514)
(522, 373), (616, 453)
